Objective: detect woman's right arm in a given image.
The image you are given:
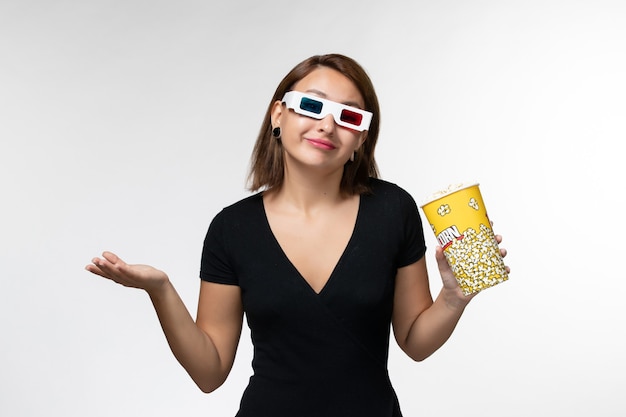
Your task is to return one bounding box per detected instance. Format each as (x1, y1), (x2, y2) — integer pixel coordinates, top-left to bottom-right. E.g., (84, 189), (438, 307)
(86, 251), (243, 393)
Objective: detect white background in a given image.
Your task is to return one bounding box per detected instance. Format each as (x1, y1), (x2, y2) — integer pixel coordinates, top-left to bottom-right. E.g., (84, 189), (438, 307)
(1, 1), (624, 416)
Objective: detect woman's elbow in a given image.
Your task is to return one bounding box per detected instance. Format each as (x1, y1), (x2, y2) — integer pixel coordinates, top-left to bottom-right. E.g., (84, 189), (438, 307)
(196, 379), (223, 394)
(409, 351), (432, 362)
(193, 372), (228, 394)
(401, 344), (436, 362)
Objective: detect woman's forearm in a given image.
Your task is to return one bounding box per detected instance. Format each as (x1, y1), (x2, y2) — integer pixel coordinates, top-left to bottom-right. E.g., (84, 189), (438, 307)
(147, 281), (226, 392)
(403, 288), (469, 361)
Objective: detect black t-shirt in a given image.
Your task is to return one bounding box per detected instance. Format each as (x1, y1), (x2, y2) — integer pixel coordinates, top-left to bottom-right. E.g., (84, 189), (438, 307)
(201, 178), (426, 417)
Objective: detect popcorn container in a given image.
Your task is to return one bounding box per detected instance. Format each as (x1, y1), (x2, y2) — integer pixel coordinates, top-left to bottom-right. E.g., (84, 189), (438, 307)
(420, 183), (508, 295)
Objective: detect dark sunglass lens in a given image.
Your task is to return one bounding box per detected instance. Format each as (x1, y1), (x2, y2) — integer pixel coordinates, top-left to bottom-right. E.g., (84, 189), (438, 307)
(340, 109), (363, 126)
(300, 97), (323, 114)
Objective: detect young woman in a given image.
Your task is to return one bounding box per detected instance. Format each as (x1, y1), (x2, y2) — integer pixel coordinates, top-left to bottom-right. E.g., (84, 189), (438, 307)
(86, 53), (509, 416)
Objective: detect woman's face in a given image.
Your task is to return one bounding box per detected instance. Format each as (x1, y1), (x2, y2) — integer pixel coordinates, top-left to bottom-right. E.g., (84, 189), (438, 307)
(271, 67), (368, 173)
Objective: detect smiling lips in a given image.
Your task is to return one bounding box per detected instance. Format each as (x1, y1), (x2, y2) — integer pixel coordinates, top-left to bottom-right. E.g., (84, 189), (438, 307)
(306, 138), (336, 150)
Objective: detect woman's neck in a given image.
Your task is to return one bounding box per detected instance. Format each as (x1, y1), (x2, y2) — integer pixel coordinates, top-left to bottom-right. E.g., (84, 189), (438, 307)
(265, 165), (347, 214)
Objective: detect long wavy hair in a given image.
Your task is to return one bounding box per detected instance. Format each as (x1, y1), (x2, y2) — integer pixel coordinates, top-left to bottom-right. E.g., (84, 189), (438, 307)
(247, 54), (381, 196)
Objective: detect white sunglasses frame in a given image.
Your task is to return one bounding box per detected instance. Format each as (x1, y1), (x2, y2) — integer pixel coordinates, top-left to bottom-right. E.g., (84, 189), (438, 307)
(281, 91), (373, 132)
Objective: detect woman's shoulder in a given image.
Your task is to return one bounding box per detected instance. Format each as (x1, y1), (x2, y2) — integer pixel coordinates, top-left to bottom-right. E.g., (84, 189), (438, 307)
(223, 191), (263, 210)
(362, 178), (420, 219)
(211, 192), (264, 224)
(367, 177), (415, 201)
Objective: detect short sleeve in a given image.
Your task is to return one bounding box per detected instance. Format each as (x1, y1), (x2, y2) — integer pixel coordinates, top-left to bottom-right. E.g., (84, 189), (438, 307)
(395, 186), (427, 268)
(199, 210), (239, 285)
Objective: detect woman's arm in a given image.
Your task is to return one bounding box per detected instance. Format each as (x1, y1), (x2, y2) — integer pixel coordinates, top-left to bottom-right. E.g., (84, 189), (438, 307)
(151, 280), (243, 392)
(392, 238), (508, 361)
(86, 252), (243, 393)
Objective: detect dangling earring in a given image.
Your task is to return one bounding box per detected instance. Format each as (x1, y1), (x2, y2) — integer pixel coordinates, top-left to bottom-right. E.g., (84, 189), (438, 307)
(350, 150), (356, 162)
(272, 127), (281, 139)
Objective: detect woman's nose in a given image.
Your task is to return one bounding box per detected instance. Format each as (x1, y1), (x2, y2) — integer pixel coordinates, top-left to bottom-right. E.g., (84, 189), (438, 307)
(316, 113), (336, 132)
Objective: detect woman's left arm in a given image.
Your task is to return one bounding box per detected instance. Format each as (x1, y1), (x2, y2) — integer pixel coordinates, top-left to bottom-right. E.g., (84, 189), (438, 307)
(392, 236), (508, 361)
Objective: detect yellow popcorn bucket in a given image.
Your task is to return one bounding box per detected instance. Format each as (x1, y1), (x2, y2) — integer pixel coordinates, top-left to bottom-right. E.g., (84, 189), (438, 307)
(420, 183), (508, 295)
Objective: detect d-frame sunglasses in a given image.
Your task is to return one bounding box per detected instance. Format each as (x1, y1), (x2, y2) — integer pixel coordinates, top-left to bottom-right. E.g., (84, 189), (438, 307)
(281, 91), (373, 132)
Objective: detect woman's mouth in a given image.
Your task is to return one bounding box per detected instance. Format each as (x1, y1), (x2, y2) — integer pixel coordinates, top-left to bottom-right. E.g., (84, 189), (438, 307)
(306, 138), (336, 150)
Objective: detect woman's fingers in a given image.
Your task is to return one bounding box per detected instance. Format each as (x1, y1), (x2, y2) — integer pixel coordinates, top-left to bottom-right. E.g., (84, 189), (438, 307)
(493, 234), (510, 272)
(101, 251), (122, 265)
(86, 252), (133, 285)
(86, 252), (169, 292)
(85, 261), (108, 278)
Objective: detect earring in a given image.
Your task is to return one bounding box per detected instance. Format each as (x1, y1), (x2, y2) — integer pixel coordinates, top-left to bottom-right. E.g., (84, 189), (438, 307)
(350, 151), (356, 162)
(272, 127), (281, 139)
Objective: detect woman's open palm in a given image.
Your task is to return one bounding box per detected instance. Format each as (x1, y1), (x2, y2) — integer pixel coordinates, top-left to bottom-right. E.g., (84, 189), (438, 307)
(86, 251), (168, 293)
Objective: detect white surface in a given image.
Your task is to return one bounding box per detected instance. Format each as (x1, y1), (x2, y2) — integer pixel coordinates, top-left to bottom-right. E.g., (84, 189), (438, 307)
(1, 1), (624, 416)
